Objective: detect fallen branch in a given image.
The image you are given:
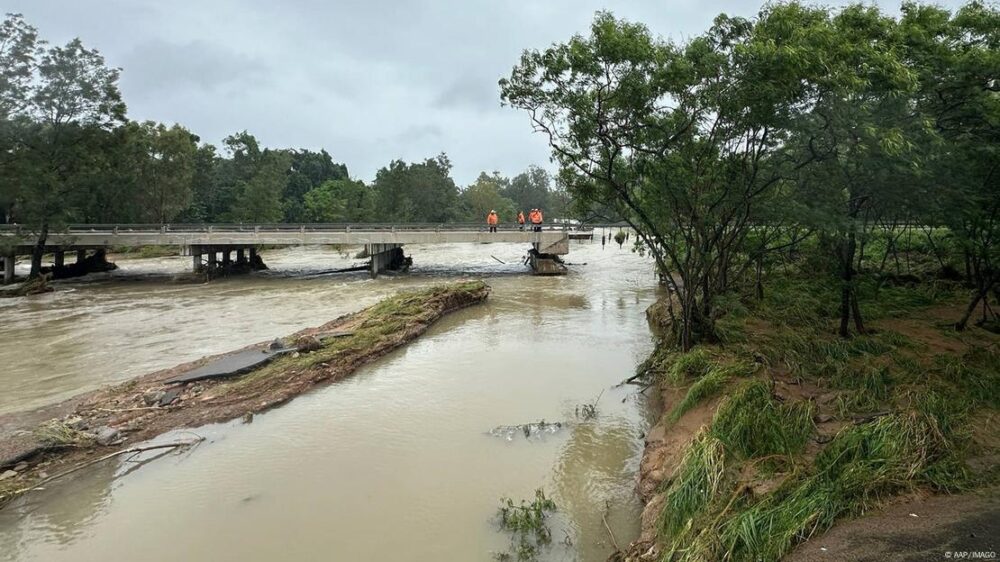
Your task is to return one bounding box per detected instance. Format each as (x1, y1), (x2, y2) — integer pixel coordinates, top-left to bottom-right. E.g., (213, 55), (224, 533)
(11, 438), (204, 497)
(616, 371), (649, 387)
(603, 500), (620, 552)
(491, 255), (506, 264)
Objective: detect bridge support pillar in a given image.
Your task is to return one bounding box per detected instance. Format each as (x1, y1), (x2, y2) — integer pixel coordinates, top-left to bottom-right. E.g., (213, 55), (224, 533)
(222, 249), (231, 266)
(54, 251), (64, 268)
(2, 253), (13, 285)
(237, 248), (245, 263)
(367, 243), (406, 279)
(192, 245), (203, 273)
(77, 249), (87, 264)
(207, 249), (217, 268)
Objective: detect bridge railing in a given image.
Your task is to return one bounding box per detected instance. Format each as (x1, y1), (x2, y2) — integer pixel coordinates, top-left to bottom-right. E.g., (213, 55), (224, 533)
(0, 222), (589, 235)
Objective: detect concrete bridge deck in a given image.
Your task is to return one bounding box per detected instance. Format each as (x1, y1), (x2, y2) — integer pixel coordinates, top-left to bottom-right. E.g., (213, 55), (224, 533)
(0, 223), (576, 281)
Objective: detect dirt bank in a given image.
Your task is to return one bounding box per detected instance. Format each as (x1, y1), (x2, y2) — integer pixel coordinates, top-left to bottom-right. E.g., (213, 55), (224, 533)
(617, 290), (999, 562)
(0, 280), (490, 507)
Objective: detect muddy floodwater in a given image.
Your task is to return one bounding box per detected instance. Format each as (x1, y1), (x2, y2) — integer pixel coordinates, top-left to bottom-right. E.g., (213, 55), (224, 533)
(0, 231), (658, 561)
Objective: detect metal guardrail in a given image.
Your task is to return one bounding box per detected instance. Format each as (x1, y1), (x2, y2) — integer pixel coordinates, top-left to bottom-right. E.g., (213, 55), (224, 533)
(0, 223), (590, 235)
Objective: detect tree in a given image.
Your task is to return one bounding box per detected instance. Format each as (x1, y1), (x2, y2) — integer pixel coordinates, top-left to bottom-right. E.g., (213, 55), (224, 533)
(12, 35), (126, 276)
(125, 121), (197, 224)
(178, 143), (219, 222)
(501, 8), (840, 349)
(502, 165), (552, 215)
(282, 149), (349, 222)
(0, 13), (39, 223)
(372, 154), (459, 222)
(303, 178), (375, 222)
(228, 149), (291, 223)
(899, 2), (1000, 329)
(460, 173), (517, 223)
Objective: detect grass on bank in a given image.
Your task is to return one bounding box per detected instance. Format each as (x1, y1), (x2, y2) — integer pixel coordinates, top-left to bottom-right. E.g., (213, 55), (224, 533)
(221, 281), (487, 391)
(647, 271), (999, 561)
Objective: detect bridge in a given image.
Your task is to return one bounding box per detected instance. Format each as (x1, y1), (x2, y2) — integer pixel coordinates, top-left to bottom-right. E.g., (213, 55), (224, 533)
(0, 223), (575, 283)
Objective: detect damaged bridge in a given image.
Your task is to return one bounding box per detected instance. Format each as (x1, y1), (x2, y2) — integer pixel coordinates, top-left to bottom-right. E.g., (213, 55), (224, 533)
(0, 223), (572, 283)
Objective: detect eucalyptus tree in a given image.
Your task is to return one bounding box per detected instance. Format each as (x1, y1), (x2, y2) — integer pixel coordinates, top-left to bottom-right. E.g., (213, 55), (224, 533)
(501, 7), (841, 349)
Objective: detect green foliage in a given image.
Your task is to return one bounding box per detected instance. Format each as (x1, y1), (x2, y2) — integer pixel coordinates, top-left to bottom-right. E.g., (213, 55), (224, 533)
(667, 362), (754, 423)
(495, 489), (557, 561)
(372, 154), (459, 223)
(303, 178), (375, 222)
(460, 173), (517, 223)
(659, 431), (727, 539)
(665, 348), (713, 384)
(710, 380), (814, 459)
(666, 412), (967, 562)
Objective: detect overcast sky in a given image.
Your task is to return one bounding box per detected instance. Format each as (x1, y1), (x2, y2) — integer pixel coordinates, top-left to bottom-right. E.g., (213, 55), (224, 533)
(7, 0), (968, 185)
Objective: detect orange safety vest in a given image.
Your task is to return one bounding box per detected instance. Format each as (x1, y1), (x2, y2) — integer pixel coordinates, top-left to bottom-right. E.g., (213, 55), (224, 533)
(529, 210), (542, 224)
(487, 212), (498, 225)
(517, 212), (525, 224)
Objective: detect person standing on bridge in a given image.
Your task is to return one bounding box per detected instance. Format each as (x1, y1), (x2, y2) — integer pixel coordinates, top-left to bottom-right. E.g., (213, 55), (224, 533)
(517, 211), (525, 231)
(487, 210), (499, 233)
(529, 208), (543, 232)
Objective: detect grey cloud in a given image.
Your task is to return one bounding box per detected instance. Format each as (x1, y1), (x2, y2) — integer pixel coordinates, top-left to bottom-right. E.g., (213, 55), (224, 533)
(119, 40), (268, 98)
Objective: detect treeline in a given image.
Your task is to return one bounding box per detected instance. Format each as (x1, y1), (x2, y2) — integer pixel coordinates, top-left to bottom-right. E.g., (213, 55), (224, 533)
(502, 2), (999, 345)
(0, 13), (568, 276)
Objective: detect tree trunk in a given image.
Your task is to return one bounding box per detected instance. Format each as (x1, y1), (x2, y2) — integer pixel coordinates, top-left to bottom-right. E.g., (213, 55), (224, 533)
(956, 275), (997, 331)
(755, 256), (764, 300)
(29, 221), (49, 278)
(838, 231), (865, 338)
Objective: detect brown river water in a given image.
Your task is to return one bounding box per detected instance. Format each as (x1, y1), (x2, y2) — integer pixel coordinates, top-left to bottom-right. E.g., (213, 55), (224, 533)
(0, 230), (659, 561)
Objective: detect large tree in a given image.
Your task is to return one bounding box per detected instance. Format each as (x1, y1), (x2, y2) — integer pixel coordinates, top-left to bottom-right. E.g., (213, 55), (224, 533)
(126, 121), (198, 224)
(501, 8), (843, 348)
(899, 2), (1000, 329)
(0, 13), (38, 224)
(372, 154), (460, 223)
(303, 178), (376, 222)
(461, 173), (517, 223)
(10, 33), (126, 276)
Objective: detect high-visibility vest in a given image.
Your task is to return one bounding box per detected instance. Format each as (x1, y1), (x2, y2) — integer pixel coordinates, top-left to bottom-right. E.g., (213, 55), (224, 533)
(487, 213), (498, 225)
(530, 211), (542, 224)
(517, 212), (525, 224)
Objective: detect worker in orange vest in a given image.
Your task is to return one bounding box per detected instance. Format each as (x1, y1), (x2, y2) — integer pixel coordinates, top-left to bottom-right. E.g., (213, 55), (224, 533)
(529, 208), (543, 232)
(517, 211), (525, 230)
(487, 210), (499, 233)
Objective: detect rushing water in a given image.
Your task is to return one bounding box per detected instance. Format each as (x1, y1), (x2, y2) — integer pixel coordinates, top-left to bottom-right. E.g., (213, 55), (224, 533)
(0, 230), (658, 562)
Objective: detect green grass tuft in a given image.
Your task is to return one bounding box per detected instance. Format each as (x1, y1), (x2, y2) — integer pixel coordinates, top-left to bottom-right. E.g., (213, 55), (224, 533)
(667, 362), (755, 423)
(710, 379), (814, 459)
(659, 431), (728, 539)
(666, 348), (714, 384)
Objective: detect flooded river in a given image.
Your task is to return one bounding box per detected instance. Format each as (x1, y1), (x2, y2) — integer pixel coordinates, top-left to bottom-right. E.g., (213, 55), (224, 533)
(0, 231), (659, 561)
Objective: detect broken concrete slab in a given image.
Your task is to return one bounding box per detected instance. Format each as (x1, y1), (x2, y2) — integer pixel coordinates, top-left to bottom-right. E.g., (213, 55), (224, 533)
(164, 347), (294, 385)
